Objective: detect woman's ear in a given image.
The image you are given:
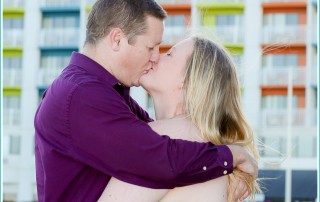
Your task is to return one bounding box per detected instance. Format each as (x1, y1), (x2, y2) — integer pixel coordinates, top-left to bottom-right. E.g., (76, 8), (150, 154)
(108, 28), (124, 51)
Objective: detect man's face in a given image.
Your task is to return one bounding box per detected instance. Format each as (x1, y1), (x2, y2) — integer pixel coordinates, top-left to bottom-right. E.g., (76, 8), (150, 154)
(118, 16), (164, 87)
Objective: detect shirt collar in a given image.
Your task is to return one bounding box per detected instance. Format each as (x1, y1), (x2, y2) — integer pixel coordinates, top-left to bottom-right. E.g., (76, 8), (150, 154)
(69, 51), (120, 86)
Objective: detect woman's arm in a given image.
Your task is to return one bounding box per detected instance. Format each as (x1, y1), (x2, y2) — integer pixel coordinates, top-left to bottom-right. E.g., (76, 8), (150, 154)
(98, 119), (227, 202)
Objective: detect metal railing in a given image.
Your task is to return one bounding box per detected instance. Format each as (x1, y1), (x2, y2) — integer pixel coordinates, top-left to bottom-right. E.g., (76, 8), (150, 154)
(261, 67), (306, 86)
(3, 29), (24, 47)
(199, 26), (244, 44)
(262, 25), (306, 43)
(38, 67), (64, 86)
(40, 28), (79, 47)
(3, 0), (24, 8)
(259, 131), (317, 158)
(3, 68), (22, 87)
(260, 108), (315, 128)
(3, 109), (21, 127)
(163, 26), (188, 44)
(41, 0), (80, 7)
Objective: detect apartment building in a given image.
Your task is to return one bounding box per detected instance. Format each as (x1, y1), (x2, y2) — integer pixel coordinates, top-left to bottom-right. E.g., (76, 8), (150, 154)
(2, 0), (317, 201)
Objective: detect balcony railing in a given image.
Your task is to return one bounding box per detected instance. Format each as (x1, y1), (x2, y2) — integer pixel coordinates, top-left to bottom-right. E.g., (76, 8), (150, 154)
(3, 68), (22, 87)
(262, 25), (306, 43)
(3, 29), (23, 47)
(163, 26), (188, 44)
(260, 108), (316, 128)
(41, 0), (80, 7)
(38, 67), (64, 87)
(261, 67), (306, 86)
(259, 134), (286, 157)
(292, 133), (317, 158)
(259, 130), (317, 158)
(40, 28), (79, 47)
(3, 109), (21, 127)
(200, 26), (244, 44)
(3, 0), (24, 8)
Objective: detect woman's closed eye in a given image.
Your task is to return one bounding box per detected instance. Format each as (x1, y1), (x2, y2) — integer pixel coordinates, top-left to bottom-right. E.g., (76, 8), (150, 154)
(166, 49), (173, 56)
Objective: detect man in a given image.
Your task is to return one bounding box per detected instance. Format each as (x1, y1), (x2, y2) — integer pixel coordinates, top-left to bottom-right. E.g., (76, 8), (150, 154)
(34, 0), (257, 201)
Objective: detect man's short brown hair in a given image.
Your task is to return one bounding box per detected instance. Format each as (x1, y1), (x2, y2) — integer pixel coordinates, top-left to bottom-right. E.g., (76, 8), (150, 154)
(85, 0), (167, 45)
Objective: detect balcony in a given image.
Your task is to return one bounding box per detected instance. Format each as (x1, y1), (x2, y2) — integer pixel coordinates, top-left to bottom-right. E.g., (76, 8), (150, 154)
(163, 26), (188, 45)
(41, 0), (80, 7)
(38, 67), (64, 87)
(261, 67), (306, 86)
(3, 29), (23, 47)
(200, 26), (244, 44)
(3, 108), (21, 127)
(262, 25), (306, 43)
(40, 28), (79, 48)
(3, 0), (24, 8)
(260, 108), (316, 128)
(3, 68), (22, 87)
(258, 128), (317, 158)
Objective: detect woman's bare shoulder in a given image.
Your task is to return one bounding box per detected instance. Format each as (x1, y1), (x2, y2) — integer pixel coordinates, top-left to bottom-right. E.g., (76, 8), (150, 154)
(148, 119), (205, 142)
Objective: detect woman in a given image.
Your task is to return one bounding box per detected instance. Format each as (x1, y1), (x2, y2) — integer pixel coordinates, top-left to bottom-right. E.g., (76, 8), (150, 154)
(99, 36), (260, 201)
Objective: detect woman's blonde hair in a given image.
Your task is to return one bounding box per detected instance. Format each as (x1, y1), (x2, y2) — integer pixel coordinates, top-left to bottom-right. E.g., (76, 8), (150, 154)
(183, 36), (261, 201)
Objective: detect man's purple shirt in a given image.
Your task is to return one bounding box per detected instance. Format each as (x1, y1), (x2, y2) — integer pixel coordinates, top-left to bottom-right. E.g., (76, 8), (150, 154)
(34, 52), (233, 202)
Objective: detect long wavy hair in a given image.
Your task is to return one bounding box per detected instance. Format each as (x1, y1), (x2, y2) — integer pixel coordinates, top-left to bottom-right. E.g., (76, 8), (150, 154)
(183, 36), (261, 201)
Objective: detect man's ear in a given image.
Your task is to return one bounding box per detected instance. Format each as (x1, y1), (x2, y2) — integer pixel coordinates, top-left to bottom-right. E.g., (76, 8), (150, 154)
(108, 28), (124, 51)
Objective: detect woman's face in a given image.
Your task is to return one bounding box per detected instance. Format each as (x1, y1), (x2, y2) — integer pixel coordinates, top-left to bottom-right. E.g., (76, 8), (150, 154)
(139, 38), (194, 94)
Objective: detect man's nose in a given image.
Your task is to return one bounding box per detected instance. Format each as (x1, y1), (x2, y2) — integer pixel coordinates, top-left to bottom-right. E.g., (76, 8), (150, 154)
(150, 50), (160, 63)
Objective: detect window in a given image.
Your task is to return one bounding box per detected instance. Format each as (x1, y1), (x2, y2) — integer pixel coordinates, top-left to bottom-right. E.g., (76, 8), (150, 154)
(163, 15), (187, 44)
(3, 57), (22, 86)
(3, 57), (22, 69)
(42, 15), (79, 29)
(3, 18), (23, 29)
(216, 15), (235, 26)
(40, 55), (70, 69)
(9, 136), (21, 155)
(263, 13), (299, 26)
(262, 54), (299, 68)
(3, 96), (21, 126)
(214, 15), (243, 43)
(261, 95), (298, 109)
(39, 54), (71, 86)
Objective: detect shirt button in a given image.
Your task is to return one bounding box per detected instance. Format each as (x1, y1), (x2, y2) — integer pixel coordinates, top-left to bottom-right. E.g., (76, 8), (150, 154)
(224, 161), (228, 166)
(203, 166), (207, 171)
(223, 170), (227, 175)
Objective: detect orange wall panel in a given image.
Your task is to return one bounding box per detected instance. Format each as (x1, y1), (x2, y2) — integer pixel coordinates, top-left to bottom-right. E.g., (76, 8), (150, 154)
(162, 4), (191, 15)
(262, 2), (307, 14)
(262, 44), (306, 55)
(261, 86), (305, 96)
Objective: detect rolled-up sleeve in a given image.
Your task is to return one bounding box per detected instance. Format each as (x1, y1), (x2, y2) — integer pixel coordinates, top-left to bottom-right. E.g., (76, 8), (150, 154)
(69, 82), (233, 189)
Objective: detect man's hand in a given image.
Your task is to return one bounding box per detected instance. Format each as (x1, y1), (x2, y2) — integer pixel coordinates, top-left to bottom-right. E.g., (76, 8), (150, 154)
(230, 175), (250, 201)
(227, 144), (257, 201)
(227, 144), (258, 178)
